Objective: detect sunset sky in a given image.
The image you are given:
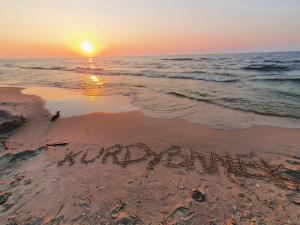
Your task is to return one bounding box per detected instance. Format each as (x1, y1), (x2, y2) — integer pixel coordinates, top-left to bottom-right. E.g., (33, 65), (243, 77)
(0, 0), (300, 58)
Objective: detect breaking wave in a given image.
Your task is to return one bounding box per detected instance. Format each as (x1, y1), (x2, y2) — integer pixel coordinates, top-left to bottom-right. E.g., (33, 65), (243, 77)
(161, 57), (209, 61)
(5, 64), (238, 83)
(161, 58), (194, 61)
(251, 77), (300, 83)
(167, 92), (300, 119)
(242, 64), (291, 72)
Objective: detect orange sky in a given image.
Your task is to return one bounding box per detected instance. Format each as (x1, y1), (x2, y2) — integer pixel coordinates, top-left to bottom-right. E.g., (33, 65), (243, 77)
(0, 0), (299, 58)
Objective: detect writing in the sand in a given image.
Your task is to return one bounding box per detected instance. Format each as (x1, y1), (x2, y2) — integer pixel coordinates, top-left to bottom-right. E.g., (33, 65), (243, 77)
(56, 143), (291, 188)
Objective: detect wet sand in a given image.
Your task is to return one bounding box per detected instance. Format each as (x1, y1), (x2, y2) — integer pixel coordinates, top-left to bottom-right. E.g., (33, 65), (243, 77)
(0, 87), (299, 225)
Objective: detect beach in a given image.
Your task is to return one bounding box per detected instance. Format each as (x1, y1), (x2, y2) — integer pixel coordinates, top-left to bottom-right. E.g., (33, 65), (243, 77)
(1, 0), (300, 224)
(0, 86), (299, 225)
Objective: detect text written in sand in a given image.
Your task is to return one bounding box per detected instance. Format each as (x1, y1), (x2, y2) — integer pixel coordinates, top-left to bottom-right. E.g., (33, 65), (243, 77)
(56, 143), (298, 189)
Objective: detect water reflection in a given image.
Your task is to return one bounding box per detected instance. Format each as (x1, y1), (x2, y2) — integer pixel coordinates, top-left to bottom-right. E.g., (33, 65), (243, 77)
(22, 59), (137, 117)
(22, 86), (137, 117)
(87, 57), (95, 68)
(82, 58), (105, 97)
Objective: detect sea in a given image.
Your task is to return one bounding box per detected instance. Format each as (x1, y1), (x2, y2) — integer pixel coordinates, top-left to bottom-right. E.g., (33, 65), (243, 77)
(0, 51), (300, 129)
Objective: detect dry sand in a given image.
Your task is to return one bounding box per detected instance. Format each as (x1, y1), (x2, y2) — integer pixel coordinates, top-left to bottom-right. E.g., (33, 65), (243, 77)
(0, 87), (299, 225)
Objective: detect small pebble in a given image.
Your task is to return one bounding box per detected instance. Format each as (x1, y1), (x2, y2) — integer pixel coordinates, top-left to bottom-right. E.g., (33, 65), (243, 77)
(191, 189), (206, 203)
(24, 179), (32, 185)
(0, 192), (12, 205)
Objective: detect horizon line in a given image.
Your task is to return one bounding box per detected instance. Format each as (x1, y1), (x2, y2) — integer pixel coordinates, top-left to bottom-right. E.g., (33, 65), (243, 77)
(0, 49), (299, 60)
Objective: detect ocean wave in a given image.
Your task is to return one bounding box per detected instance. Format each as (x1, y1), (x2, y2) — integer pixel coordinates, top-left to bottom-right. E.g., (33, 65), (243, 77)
(161, 57), (194, 61)
(190, 92), (211, 98)
(251, 77), (300, 83)
(219, 97), (250, 104)
(196, 77), (238, 83)
(167, 92), (300, 119)
(127, 71), (239, 83)
(262, 60), (284, 63)
(71, 67), (104, 74)
(168, 92), (204, 101)
(6, 65), (105, 74)
(185, 70), (206, 74)
(167, 92), (251, 111)
(6, 64), (240, 83)
(161, 57), (210, 62)
(272, 90), (300, 100)
(10, 65), (66, 71)
(194, 57), (209, 61)
(242, 64), (291, 72)
(98, 69), (239, 83)
(165, 74), (238, 83)
(185, 70), (235, 77)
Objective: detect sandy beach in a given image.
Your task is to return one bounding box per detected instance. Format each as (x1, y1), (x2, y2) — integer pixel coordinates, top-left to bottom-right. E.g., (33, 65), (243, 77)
(0, 86), (299, 225)
(1, 0), (300, 224)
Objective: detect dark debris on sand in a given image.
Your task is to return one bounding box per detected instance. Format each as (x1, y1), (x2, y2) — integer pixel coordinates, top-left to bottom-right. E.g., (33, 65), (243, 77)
(0, 110), (25, 135)
(191, 189), (206, 203)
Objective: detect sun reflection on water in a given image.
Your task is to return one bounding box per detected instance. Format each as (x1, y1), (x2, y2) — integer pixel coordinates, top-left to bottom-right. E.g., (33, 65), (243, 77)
(83, 75), (105, 97)
(87, 57), (95, 68)
(82, 58), (106, 98)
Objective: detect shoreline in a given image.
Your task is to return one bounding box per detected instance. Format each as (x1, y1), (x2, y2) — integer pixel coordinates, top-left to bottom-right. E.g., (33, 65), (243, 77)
(1, 86), (300, 154)
(0, 86), (299, 225)
(3, 84), (300, 130)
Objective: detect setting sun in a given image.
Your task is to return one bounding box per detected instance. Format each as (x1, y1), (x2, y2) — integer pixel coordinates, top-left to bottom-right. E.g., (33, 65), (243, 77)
(80, 41), (95, 55)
